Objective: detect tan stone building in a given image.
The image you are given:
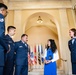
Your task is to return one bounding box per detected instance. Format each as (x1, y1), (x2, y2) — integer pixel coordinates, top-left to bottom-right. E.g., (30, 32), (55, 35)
(0, 0), (76, 75)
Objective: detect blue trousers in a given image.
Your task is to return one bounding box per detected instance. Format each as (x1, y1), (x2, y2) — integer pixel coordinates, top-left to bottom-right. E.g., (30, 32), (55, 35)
(3, 54), (14, 75)
(72, 63), (76, 74)
(15, 65), (28, 75)
(0, 66), (3, 75)
(3, 66), (14, 75)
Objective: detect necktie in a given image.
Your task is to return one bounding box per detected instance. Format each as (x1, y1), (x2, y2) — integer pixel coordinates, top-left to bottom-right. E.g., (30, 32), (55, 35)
(72, 38), (75, 44)
(25, 43), (27, 47)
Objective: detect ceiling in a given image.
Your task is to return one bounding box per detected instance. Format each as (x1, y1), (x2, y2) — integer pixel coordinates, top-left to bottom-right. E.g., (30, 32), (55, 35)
(25, 13), (58, 35)
(1, 0), (74, 35)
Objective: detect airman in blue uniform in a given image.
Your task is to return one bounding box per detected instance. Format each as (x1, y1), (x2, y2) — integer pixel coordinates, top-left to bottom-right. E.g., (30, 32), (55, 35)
(68, 28), (76, 74)
(15, 34), (28, 75)
(3, 26), (16, 75)
(0, 3), (9, 75)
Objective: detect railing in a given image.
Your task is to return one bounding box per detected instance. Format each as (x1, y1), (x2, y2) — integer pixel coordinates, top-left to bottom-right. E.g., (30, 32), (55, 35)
(60, 58), (67, 62)
(60, 58), (68, 74)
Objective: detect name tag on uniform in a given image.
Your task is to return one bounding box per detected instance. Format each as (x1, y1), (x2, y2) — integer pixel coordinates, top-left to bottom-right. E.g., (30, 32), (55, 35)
(19, 46), (23, 48)
(25, 44), (27, 47)
(8, 41), (12, 43)
(72, 39), (75, 44)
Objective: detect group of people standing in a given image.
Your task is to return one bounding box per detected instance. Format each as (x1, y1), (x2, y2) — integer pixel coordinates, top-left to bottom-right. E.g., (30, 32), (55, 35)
(0, 3), (28, 75)
(0, 2), (76, 75)
(44, 28), (76, 75)
(43, 29), (76, 75)
(0, 3), (59, 75)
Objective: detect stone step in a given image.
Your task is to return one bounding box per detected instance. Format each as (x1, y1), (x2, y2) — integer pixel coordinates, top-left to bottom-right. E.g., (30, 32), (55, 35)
(28, 69), (65, 75)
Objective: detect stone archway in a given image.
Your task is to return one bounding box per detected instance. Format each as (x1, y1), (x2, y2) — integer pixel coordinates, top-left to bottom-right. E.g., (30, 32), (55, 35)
(22, 11), (72, 74)
(23, 12), (65, 72)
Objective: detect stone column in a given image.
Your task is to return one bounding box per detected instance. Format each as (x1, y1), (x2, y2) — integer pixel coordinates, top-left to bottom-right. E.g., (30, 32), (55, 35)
(59, 8), (72, 74)
(71, 9), (76, 27)
(14, 10), (22, 41)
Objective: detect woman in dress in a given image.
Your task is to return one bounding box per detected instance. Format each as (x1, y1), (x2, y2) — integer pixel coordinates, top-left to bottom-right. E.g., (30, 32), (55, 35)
(44, 39), (59, 75)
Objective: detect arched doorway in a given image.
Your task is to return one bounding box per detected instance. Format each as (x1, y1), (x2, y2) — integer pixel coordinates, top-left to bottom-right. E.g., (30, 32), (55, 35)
(24, 12), (64, 74)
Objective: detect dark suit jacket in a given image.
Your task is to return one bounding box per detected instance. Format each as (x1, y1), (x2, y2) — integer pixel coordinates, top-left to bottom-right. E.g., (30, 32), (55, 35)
(5, 34), (15, 67)
(15, 41), (28, 65)
(68, 39), (76, 63)
(0, 14), (9, 51)
(0, 14), (9, 66)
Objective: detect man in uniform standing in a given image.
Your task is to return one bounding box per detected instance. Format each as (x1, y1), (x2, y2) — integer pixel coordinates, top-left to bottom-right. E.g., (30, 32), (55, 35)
(0, 3), (9, 75)
(15, 34), (28, 75)
(68, 28), (76, 74)
(3, 26), (16, 75)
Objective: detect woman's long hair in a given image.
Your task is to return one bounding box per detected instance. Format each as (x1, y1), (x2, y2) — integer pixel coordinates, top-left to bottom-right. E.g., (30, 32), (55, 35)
(47, 39), (57, 53)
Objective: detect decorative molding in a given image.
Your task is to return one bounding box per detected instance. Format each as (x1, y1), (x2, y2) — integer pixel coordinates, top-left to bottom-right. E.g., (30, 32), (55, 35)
(72, 3), (76, 9)
(7, 1), (72, 10)
(8, 0), (71, 2)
